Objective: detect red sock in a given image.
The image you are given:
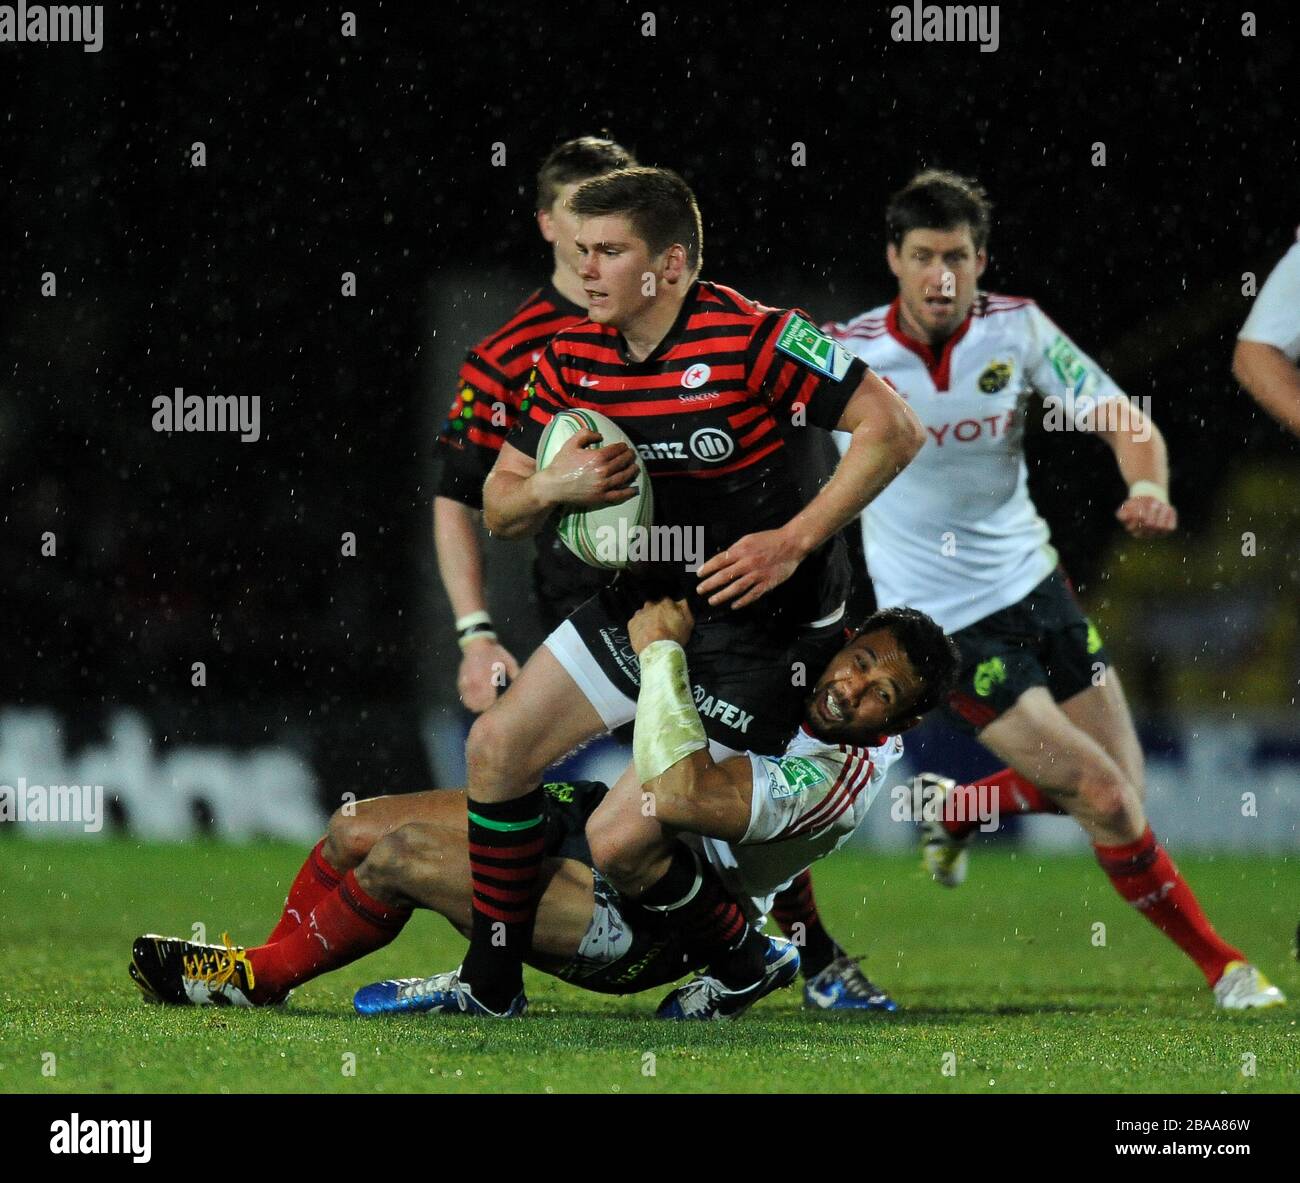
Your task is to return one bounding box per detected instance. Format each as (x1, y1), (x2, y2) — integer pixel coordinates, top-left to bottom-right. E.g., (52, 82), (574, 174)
(1094, 826), (1244, 985)
(246, 869), (410, 1001)
(944, 767), (1064, 838)
(265, 839), (343, 943)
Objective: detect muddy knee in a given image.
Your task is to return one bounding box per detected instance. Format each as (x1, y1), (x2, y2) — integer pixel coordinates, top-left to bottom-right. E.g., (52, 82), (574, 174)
(466, 707), (530, 788)
(1077, 766), (1141, 834)
(323, 806), (381, 870)
(358, 823), (441, 899)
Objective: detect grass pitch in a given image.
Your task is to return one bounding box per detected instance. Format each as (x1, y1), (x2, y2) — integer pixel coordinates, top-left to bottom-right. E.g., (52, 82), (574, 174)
(1, 839), (1295, 1094)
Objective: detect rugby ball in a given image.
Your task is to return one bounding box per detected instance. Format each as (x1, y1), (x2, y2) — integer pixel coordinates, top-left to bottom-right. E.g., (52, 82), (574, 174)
(536, 408), (654, 569)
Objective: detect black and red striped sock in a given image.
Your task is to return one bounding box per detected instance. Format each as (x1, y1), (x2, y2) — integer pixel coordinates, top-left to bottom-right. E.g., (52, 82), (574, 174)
(458, 788), (546, 1011)
(641, 845), (765, 990)
(265, 839), (341, 943)
(772, 869), (843, 977)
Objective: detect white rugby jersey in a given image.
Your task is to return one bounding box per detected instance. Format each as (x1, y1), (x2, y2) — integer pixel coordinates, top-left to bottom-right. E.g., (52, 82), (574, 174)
(1239, 233), (1300, 362)
(688, 724), (905, 922)
(827, 294), (1128, 632)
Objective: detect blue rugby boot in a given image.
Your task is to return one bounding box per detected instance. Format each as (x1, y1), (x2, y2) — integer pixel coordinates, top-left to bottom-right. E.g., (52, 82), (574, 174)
(803, 955), (898, 1012)
(354, 967), (527, 1017)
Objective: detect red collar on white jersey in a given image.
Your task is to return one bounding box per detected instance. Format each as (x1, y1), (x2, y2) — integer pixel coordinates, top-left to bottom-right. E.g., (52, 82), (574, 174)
(885, 298), (975, 392)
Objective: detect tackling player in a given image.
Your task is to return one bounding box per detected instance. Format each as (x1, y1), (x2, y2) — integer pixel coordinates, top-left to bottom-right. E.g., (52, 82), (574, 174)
(825, 170), (1284, 1010)
(433, 135), (633, 714)
(128, 600), (958, 1018)
(1233, 226), (1300, 437)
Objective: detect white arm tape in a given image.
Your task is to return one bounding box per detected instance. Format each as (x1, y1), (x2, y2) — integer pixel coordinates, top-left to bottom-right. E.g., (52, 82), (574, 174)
(634, 640), (709, 784)
(1128, 479), (1169, 504)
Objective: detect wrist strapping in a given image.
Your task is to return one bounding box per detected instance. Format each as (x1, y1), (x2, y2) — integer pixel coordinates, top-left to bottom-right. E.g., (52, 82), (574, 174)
(1127, 480), (1169, 505)
(456, 610), (497, 650)
(634, 640), (708, 784)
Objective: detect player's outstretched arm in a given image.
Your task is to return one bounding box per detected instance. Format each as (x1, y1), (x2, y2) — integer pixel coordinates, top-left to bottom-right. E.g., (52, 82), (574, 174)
(628, 598), (753, 842)
(482, 437), (638, 539)
(433, 496), (520, 712)
(695, 370), (923, 609)
(1233, 339), (1300, 437)
(1088, 398), (1178, 539)
(808, 369), (927, 536)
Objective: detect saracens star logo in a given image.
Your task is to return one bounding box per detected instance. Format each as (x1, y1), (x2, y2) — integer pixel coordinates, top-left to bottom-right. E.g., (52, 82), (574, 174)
(681, 363), (711, 389)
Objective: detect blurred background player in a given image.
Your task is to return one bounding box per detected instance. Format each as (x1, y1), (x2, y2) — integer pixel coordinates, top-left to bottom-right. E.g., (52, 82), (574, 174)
(434, 135), (634, 711)
(824, 170), (1284, 1010)
(1233, 226), (1300, 438)
(1231, 226), (1300, 963)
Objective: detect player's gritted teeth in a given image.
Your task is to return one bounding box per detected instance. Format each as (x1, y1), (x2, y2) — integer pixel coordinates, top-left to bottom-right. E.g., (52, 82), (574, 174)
(810, 678), (863, 737)
(807, 629), (923, 741)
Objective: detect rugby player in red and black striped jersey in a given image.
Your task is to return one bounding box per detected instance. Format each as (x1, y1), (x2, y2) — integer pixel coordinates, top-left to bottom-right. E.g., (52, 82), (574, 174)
(432, 167), (925, 1017)
(239, 147), (875, 1018)
(434, 136), (634, 713)
(438, 149), (881, 1008)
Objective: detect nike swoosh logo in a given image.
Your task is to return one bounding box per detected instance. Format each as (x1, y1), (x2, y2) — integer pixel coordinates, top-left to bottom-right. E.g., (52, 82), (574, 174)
(579, 377), (599, 387)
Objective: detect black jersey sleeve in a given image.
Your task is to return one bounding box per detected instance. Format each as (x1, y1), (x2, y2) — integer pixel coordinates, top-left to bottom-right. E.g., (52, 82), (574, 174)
(747, 309), (867, 430)
(432, 340), (522, 508)
(435, 427), (491, 508)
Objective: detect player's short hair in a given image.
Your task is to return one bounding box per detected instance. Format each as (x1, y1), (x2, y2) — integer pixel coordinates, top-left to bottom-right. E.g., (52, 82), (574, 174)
(853, 606), (960, 720)
(535, 136), (637, 212)
(886, 169), (993, 252)
(568, 166), (703, 272)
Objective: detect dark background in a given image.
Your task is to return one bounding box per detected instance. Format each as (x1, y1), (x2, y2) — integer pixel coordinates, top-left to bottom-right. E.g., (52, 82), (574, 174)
(4, 2), (1297, 800)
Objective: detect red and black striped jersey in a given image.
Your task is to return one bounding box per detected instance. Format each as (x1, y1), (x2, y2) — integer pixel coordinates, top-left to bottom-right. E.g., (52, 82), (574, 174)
(436, 284), (587, 510)
(434, 283), (610, 623)
(509, 280), (868, 627)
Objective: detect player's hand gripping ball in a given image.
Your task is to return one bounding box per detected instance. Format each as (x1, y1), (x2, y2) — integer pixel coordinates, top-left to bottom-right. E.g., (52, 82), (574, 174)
(536, 409), (654, 569)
